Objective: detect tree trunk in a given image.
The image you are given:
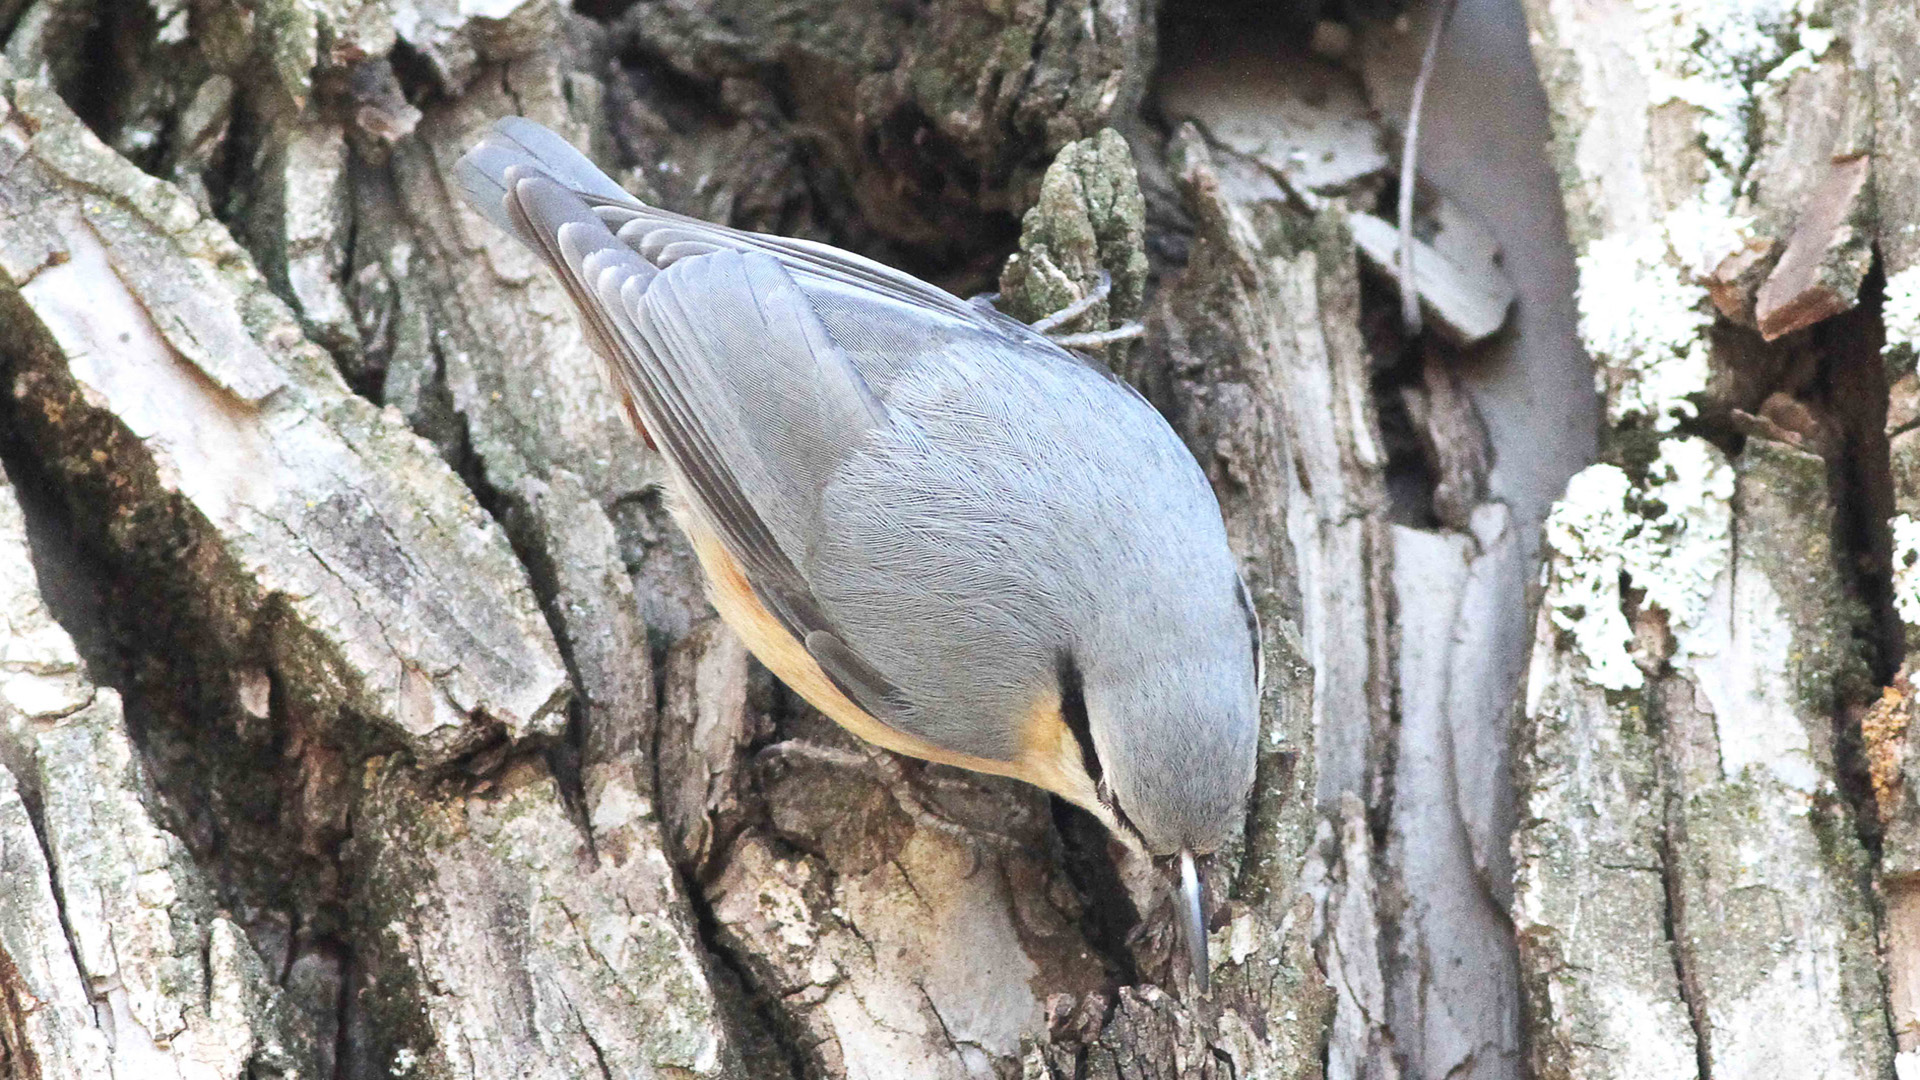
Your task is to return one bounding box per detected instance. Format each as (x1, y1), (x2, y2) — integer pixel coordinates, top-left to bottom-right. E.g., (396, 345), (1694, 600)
(0, 0), (1909, 1077)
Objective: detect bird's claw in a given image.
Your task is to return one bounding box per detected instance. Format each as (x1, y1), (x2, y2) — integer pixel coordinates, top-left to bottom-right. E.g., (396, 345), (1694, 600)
(860, 747), (1021, 874)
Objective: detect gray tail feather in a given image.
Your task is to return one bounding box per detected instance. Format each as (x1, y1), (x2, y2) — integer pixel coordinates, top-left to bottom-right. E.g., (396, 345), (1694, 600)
(454, 117), (636, 244)
(507, 173), (659, 357)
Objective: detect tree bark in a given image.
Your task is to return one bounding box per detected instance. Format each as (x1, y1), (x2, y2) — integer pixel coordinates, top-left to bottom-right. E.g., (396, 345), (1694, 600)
(1, 0), (1911, 1077)
(1517, 1), (1914, 1078)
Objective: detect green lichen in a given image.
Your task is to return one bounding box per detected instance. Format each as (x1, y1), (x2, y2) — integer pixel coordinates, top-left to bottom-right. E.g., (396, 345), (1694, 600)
(252, 0), (319, 110)
(1737, 440), (1875, 717)
(999, 128), (1148, 330)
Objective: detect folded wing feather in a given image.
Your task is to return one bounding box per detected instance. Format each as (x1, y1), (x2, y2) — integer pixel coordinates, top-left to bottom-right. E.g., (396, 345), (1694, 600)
(461, 135), (918, 726)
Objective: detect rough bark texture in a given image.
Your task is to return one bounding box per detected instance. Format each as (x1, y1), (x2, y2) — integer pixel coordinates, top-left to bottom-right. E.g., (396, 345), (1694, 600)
(1518, 0), (1918, 1077)
(6, 0), (1910, 1076)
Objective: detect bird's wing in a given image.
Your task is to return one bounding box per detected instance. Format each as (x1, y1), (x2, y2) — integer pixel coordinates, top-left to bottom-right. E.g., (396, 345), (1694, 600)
(465, 154), (915, 724)
(595, 205), (1008, 327)
(455, 117), (638, 224)
(586, 208), (1129, 393)
(458, 118), (993, 325)
(457, 121), (1109, 394)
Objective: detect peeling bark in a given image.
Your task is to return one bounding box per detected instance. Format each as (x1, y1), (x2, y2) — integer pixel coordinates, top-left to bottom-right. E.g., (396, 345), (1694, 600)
(0, 74), (571, 765)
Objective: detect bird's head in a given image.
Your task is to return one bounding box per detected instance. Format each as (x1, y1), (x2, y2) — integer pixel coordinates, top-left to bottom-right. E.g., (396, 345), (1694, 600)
(1067, 571), (1264, 992)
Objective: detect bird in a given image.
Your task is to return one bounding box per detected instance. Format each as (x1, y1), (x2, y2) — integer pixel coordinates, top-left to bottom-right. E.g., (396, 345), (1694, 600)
(455, 117), (1261, 992)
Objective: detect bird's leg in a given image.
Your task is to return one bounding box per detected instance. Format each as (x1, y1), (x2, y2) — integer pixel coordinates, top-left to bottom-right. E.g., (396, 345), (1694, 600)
(971, 270), (1142, 350)
(757, 738), (871, 772)
(857, 746), (1024, 871)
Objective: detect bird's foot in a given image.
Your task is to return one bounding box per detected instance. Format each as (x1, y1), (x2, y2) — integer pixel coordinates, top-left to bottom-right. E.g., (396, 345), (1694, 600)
(859, 747), (1024, 873)
(757, 739), (1018, 872)
(1047, 322), (1144, 350)
(1029, 270), (1113, 334)
(1013, 270), (1142, 351)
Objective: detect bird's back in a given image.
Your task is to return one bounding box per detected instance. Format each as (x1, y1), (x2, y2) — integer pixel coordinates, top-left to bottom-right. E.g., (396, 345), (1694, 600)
(796, 299), (1242, 761)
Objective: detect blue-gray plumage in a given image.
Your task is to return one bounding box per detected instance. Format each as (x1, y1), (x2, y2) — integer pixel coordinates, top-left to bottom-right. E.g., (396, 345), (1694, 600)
(456, 117), (1260, 990)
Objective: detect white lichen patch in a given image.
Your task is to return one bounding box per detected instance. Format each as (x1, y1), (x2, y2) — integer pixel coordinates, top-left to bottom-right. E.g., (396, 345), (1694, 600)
(1762, 22), (1836, 86)
(1559, 0), (1832, 429)
(1798, 25), (1837, 59)
(1623, 438), (1735, 664)
(1660, 194), (1757, 281)
(1543, 440), (1734, 688)
(1891, 513), (1920, 630)
(1577, 231), (1714, 431)
(1542, 465), (1641, 689)
(1884, 264), (1920, 367)
(1634, 0), (1805, 181)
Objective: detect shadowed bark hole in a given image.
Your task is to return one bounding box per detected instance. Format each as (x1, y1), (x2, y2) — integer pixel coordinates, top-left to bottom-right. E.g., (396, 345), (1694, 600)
(571, 0), (640, 27)
(1820, 263), (1902, 688)
(1815, 262), (1898, 869)
(1050, 798), (1144, 988)
(0, 380), (118, 693)
(58, 0), (145, 157)
(1355, 262), (1437, 527)
(385, 38), (448, 109)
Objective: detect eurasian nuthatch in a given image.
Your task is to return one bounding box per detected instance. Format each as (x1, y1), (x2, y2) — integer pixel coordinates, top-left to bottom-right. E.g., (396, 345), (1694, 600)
(457, 118), (1261, 991)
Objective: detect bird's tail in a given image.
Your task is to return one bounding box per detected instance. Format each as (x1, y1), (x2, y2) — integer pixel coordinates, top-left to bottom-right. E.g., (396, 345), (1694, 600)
(453, 117), (638, 246)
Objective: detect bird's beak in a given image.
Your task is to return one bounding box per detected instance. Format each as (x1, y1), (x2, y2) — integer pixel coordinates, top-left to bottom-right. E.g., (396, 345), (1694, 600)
(1179, 848), (1209, 994)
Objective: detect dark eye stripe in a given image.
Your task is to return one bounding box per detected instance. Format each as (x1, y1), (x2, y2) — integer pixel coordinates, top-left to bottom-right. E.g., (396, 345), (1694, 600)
(1235, 574), (1265, 692)
(1056, 650), (1149, 840)
(1056, 649), (1101, 788)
